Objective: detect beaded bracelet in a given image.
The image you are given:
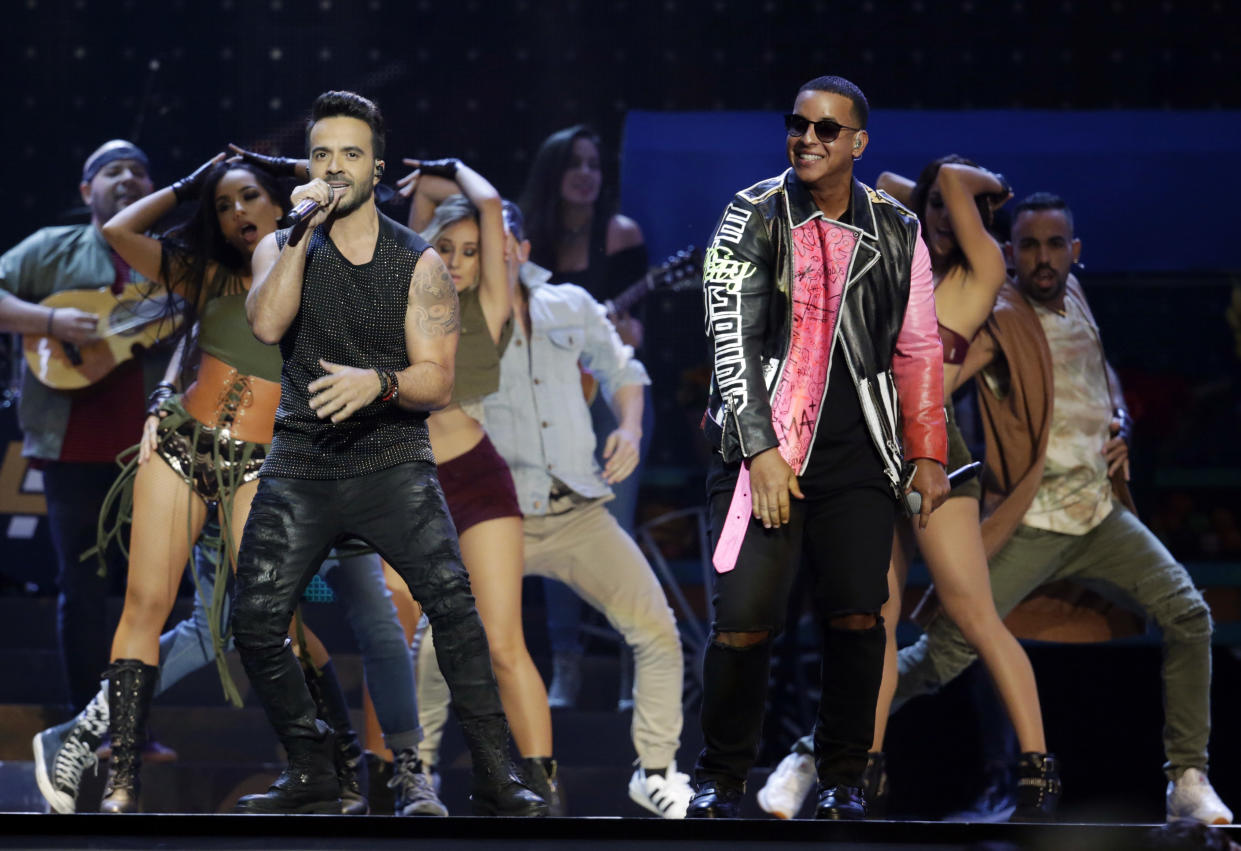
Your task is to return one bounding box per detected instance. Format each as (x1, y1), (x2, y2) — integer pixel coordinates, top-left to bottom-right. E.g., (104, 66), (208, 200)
(380, 369), (399, 404)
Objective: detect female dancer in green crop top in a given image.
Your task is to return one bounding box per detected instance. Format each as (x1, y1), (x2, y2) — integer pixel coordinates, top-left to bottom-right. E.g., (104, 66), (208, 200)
(374, 157), (560, 811)
(33, 157), (373, 814)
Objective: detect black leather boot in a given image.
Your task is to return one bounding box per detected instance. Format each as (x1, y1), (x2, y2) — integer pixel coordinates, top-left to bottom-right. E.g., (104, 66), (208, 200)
(303, 660), (369, 815)
(815, 785), (867, 820)
(100, 659), (158, 814)
(1011, 752), (1061, 822)
(520, 757), (565, 816)
(365, 752), (395, 814)
(235, 719), (341, 814)
(459, 716), (547, 817)
(685, 781), (743, 818)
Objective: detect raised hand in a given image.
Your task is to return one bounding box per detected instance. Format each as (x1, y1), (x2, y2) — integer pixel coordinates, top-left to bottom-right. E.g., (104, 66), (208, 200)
(171, 152), (227, 202)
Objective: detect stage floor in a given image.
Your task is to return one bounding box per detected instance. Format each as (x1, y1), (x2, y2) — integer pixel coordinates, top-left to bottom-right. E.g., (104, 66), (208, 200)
(1, 813), (1238, 851)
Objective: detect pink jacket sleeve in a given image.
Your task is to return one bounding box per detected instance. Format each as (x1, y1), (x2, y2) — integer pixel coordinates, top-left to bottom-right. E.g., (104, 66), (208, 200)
(891, 226), (948, 464)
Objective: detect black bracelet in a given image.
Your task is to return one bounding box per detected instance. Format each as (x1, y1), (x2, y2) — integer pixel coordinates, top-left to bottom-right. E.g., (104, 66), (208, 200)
(46, 307), (56, 337)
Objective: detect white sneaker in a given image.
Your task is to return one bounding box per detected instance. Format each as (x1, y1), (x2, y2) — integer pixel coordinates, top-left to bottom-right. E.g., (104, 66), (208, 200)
(757, 750), (816, 819)
(1167, 768), (1233, 825)
(628, 762), (694, 819)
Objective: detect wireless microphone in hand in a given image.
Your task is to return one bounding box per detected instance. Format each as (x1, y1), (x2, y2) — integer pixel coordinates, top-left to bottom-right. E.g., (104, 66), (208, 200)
(287, 185), (335, 227)
(901, 461), (982, 517)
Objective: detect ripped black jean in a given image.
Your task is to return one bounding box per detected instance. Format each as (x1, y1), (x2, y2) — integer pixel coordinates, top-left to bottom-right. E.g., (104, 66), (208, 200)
(232, 461), (503, 748)
(696, 453), (895, 790)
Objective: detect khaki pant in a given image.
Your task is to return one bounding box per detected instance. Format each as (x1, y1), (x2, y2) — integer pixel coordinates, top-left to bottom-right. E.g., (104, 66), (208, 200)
(418, 498), (685, 770)
(895, 502), (1213, 778)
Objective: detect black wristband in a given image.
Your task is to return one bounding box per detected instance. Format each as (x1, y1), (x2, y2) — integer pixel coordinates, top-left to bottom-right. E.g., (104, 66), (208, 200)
(146, 382), (175, 418)
(417, 158), (462, 180)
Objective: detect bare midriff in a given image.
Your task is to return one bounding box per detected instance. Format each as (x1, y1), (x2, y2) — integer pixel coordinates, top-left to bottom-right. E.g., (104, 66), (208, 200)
(427, 404), (486, 465)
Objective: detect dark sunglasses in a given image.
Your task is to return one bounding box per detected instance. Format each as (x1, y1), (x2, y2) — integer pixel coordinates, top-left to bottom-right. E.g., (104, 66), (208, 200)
(784, 113), (862, 143)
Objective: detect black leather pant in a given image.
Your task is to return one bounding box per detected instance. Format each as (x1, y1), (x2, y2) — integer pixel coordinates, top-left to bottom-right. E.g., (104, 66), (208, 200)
(232, 461), (503, 746)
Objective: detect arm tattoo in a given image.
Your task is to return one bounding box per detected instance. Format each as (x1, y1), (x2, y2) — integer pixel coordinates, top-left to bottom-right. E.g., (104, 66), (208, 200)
(411, 259), (460, 338)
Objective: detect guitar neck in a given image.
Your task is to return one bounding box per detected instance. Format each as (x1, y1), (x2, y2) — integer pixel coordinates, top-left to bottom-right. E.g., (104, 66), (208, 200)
(607, 274), (654, 315)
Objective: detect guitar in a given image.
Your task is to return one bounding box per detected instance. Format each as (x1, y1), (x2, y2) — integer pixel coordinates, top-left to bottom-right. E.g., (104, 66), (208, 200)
(23, 282), (185, 390)
(580, 246), (702, 403)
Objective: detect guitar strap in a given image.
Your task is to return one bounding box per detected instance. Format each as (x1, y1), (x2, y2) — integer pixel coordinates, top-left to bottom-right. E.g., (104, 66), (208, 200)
(109, 250), (132, 293)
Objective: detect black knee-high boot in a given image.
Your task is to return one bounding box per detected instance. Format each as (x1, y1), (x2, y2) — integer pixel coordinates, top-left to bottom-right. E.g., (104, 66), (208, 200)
(233, 637), (340, 814)
(303, 660), (369, 815)
(100, 660), (158, 814)
(813, 622), (885, 819)
(694, 637), (774, 790)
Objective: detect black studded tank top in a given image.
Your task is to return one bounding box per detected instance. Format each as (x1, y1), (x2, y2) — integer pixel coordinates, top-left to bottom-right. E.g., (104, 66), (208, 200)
(260, 212), (435, 479)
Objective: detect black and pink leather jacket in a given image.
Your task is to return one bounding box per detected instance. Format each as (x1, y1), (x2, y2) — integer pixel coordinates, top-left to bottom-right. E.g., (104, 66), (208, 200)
(701, 170), (947, 496)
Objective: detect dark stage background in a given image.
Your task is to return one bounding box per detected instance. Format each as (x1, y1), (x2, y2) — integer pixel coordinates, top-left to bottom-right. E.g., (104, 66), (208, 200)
(2, 0), (1241, 820)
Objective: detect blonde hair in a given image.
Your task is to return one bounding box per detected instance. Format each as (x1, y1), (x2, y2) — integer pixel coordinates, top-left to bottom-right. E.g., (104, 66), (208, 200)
(419, 194), (478, 245)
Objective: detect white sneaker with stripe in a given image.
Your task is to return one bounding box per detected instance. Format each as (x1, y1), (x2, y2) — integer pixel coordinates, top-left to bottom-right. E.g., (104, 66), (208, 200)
(628, 762), (694, 819)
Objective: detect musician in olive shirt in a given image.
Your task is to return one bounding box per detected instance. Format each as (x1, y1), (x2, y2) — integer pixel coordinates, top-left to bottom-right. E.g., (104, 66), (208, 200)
(0, 140), (169, 711)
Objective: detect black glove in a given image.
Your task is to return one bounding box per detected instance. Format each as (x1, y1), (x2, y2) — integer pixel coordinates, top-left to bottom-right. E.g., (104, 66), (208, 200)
(171, 156), (222, 203)
(230, 144), (303, 178)
(417, 158), (462, 179)
(146, 382), (176, 418)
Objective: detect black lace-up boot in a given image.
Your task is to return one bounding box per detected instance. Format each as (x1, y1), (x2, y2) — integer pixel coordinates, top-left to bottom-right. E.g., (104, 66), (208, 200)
(459, 716), (547, 817)
(304, 660), (369, 815)
(99, 660), (158, 814)
(1011, 752), (1061, 822)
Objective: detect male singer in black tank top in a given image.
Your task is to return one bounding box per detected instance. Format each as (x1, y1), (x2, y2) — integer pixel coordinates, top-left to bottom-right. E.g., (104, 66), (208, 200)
(231, 90), (545, 817)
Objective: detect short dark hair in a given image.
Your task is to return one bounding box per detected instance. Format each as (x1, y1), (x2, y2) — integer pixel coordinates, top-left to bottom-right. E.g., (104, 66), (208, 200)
(797, 75), (869, 128)
(1013, 192), (1074, 234)
(306, 90), (386, 159)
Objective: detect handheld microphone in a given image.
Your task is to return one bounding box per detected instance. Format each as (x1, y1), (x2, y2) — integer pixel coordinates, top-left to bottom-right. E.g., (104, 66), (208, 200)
(901, 461), (982, 517)
(287, 186), (334, 227)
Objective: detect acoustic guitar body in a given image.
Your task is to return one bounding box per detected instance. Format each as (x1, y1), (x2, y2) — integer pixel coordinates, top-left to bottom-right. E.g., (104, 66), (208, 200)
(23, 283), (184, 390)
